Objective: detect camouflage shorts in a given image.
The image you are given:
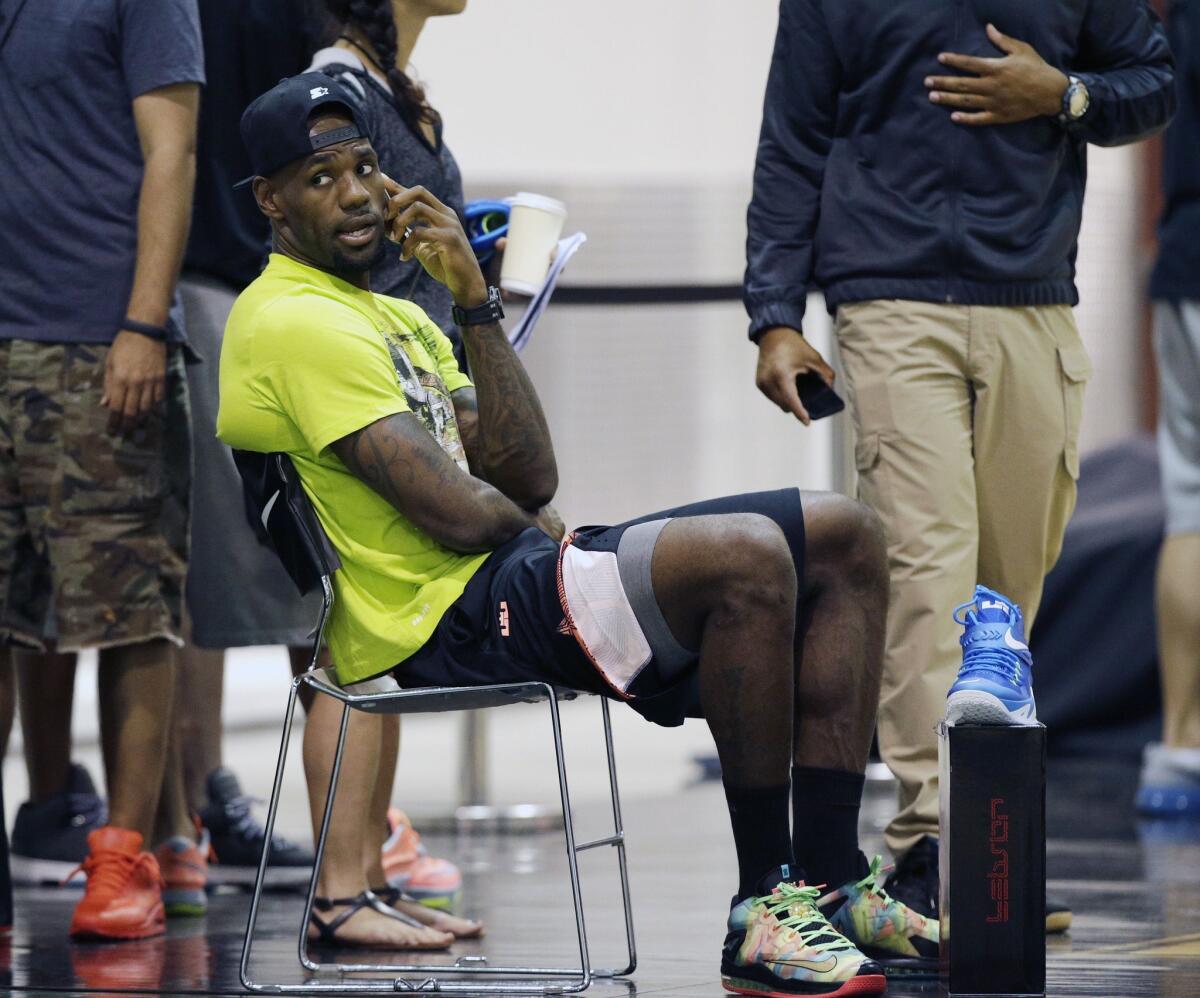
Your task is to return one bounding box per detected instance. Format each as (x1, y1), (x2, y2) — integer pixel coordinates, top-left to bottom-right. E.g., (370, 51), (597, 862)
(0, 340), (191, 651)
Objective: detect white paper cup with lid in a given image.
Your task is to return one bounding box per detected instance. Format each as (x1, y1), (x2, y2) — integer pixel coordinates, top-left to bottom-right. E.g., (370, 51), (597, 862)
(499, 192), (567, 295)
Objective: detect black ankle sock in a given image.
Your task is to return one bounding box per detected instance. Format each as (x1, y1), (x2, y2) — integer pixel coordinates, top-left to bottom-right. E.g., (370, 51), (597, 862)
(791, 766), (866, 889)
(723, 781), (794, 898)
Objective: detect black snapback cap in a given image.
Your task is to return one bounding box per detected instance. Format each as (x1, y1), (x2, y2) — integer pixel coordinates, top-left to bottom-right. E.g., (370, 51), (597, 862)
(235, 72), (371, 189)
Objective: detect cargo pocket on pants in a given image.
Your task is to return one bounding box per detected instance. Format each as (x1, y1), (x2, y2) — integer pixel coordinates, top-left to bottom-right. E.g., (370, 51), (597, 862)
(855, 431), (881, 476)
(59, 347), (166, 516)
(1056, 341), (1091, 480)
(853, 430), (896, 524)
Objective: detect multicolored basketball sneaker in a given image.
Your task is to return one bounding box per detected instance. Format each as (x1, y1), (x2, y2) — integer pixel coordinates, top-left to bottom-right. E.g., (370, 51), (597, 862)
(819, 855), (939, 978)
(721, 865), (886, 997)
(945, 585), (1037, 726)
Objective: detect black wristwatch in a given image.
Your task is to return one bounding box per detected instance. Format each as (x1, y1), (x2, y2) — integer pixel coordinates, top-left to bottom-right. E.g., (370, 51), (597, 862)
(451, 286), (505, 327)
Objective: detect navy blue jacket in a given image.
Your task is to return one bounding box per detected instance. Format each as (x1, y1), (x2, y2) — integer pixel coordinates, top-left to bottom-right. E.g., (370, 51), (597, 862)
(1150, 0), (1200, 302)
(744, 0), (1176, 337)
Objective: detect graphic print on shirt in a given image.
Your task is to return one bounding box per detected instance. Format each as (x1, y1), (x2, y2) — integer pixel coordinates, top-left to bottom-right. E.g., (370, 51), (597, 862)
(382, 327), (468, 471)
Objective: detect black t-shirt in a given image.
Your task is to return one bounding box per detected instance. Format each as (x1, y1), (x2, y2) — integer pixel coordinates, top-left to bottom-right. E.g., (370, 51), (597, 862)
(184, 0), (323, 291)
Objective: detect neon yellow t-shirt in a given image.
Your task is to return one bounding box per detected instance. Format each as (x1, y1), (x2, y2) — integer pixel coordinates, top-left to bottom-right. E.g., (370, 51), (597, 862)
(217, 253), (488, 684)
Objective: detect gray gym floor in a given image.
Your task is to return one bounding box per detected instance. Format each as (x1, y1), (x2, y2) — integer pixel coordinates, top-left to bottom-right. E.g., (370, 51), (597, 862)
(1, 751), (1197, 997)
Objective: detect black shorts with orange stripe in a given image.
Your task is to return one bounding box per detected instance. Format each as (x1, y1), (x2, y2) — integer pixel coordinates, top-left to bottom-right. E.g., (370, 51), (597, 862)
(393, 489), (805, 728)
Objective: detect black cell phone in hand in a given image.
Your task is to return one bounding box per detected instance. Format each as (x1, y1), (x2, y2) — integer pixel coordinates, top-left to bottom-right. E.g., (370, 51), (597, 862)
(795, 371), (845, 420)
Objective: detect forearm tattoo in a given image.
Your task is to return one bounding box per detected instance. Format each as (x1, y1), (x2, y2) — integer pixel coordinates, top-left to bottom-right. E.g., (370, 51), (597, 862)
(336, 414), (451, 506)
(459, 320), (557, 505)
(332, 412), (536, 552)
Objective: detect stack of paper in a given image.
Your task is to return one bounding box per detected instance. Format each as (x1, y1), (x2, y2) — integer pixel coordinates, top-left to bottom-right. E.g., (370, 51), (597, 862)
(507, 232), (587, 353)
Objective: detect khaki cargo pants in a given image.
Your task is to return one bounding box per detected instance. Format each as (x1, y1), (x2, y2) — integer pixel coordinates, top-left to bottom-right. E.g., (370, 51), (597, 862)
(835, 300), (1091, 857)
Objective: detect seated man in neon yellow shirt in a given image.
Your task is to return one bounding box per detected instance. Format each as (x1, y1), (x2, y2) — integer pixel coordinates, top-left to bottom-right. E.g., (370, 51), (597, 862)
(217, 74), (937, 997)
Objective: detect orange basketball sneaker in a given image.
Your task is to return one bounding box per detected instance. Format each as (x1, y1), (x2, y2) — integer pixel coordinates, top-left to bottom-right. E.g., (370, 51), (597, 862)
(155, 823), (213, 917)
(69, 827), (166, 940)
(382, 809), (463, 911)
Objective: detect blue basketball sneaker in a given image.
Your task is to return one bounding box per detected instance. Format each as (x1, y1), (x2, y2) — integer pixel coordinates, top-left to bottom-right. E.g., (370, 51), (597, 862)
(945, 586), (1037, 726)
(1136, 743), (1200, 817)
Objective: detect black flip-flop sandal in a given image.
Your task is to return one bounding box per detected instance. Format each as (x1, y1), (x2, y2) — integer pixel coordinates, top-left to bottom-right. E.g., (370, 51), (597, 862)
(369, 886), (485, 940)
(308, 891), (451, 950)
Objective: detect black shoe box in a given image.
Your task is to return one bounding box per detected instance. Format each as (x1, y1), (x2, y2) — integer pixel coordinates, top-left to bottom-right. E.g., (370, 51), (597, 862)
(938, 722), (1046, 998)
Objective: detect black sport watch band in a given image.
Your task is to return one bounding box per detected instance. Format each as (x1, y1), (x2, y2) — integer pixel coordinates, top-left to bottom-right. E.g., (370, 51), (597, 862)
(452, 286), (505, 327)
(123, 317), (169, 341)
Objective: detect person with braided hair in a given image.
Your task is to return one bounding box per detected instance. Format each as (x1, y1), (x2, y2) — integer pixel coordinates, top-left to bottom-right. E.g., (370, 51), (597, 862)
(310, 0), (469, 355)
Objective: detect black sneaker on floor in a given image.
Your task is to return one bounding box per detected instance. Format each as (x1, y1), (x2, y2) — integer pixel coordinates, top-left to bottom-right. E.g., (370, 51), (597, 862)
(200, 767), (313, 887)
(884, 834), (1074, 934)
(11, 763), (107, 886)
(883, 835), (939, 920)
(1045, 897), (1073, 934)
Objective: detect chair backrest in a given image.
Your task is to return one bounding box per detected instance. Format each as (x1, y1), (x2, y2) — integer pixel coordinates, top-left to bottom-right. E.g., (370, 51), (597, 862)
(232, 450), (341, 596)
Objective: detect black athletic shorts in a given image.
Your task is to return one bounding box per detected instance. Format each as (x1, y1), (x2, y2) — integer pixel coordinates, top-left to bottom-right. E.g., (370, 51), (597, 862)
(393, 488), (805, 727)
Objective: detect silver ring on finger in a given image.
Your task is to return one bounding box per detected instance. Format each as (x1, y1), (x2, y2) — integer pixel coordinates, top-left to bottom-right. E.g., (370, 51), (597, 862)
(402, 225), (414, 242)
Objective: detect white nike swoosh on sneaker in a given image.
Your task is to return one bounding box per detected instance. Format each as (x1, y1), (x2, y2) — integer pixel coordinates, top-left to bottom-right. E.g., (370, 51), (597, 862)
(1003, 627), (1028, 652)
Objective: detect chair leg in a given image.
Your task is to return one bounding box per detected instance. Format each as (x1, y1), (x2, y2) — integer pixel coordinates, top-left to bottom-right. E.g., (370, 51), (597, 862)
(299, 697), (354, 974)
(241, 682), (624, 994)
(240, 676), (304, 993)
(600, 697), (637, 976)
(547, 689), (592, 994)
(271, 693), (602, 992)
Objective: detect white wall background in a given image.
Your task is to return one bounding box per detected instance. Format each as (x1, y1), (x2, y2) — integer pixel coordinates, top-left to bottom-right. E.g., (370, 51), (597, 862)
(416, 1), (778, 186)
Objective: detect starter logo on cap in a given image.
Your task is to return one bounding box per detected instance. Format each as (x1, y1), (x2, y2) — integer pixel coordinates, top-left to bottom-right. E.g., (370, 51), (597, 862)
(309, 86), (329, 99)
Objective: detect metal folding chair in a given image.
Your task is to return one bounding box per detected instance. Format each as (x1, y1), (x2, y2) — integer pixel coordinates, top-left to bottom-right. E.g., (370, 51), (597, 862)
(233, 452), (636, 994)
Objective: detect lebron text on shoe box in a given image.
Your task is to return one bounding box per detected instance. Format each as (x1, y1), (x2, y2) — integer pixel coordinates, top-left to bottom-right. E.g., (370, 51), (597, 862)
(939, 723), (1046, 997)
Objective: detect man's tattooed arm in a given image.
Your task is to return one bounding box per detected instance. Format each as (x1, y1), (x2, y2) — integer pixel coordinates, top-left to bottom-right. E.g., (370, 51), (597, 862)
(331, 411), (538, 553)
(452, 319), (557, 510)
(382, 181), (556, 509)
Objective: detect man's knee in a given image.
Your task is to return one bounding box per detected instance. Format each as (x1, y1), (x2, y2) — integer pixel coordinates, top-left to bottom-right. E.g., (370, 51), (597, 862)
(709, 513), (798, 621)
(653, 513), (797, 649)
(806, 493), (888, 589)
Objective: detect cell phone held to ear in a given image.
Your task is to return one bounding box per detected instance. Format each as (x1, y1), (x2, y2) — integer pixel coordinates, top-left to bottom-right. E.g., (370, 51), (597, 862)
(795, 371), (845, 420)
